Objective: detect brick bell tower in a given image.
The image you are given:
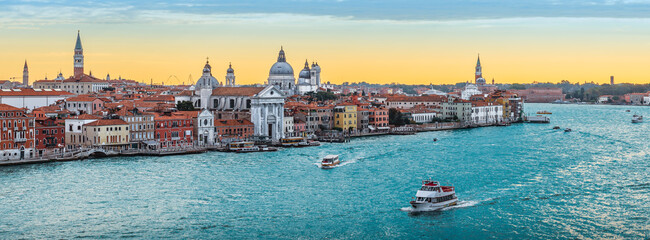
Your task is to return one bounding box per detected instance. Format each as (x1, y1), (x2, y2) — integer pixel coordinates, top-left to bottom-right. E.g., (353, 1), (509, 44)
(73, 30), (84, 78)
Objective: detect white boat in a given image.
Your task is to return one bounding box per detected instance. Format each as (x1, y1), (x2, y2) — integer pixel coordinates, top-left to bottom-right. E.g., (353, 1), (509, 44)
(320, 155), (340, 169)
(632, 115), (643, 123)
(228, 141), (259, 153)
(409, 180), (458, 211)
(526, 115), (550, 123)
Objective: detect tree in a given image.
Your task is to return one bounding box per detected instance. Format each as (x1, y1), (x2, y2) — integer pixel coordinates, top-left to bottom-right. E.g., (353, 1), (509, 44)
(388, 108), (406, 126)
(176, 101), (195, 111)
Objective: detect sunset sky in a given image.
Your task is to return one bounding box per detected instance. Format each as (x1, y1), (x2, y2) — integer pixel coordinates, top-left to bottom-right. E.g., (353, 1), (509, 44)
(1, 0), (650, 85)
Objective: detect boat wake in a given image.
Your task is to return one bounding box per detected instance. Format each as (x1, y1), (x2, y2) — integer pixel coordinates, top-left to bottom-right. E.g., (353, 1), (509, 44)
(399, 199), (485, 213)
(313, 157), (360, 168)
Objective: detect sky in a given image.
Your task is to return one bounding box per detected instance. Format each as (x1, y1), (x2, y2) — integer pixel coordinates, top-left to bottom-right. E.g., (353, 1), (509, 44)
(1, 0), (650, 85)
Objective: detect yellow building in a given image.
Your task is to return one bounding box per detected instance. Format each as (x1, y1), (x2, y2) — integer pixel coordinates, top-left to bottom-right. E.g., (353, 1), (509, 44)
(334, 104), (357, 131)
(82, 119), (131, 151)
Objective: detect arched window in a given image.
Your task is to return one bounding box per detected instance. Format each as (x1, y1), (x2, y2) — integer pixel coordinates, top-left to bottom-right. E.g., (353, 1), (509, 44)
(229, 99), (235, 108)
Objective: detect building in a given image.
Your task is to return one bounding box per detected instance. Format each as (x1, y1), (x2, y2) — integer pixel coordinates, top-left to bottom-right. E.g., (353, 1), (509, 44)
(624, 93), (647, 105)
(250, 87), (286, 142)
(65, 114), (101, 150)
(296, 60), (322, 95)
(356, 108), (369, 131)
(333, 104), (357, 131)
(32, 31), (110, 94)
(225, 63), (236, 86)
(408, 105), (440, 123)
(510, 88), (565, 103)
(64, 95), (108, 114)
(195, 109), (216, 146)
(598, 95), (614, 104)
(368, 108), (389, 130)
(214, 119), (254, 142)
(386, 95), (446, 109)
(82, 119), (130, 151)
(23, 61), (29, 86)
(283, 115), (295, 137)
(0, 80), (21, 89)
(461, 84), (483, 100)
(34, 117), (65, 157)
(0, 104), (36, 160)
(154, 113), (194, 148)
(117, 108), (155, 148)
(267, 47), (296, 95)
(475, 55), (486, 85)
(470, 102), (503, 125)
(0, 88), (74, 109)
(441, 98), (472, 123)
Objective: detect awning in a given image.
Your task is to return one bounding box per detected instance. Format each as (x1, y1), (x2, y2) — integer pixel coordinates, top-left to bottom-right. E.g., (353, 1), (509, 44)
(368, 125), (376, 130)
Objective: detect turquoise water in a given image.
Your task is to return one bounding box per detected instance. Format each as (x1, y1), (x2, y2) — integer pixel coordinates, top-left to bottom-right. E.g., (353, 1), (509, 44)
(1, 103), (649, 239)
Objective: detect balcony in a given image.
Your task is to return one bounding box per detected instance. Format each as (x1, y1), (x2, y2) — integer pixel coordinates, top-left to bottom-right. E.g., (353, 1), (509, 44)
(14, 137), (27, 143)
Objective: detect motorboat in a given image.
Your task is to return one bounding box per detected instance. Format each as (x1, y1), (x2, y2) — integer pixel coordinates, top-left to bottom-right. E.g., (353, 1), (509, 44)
(553, 126), (561, 130)
(632, 115), (643, 123)
(564, 128), (572, 132)
(320, 155), (340, 169)
(536, 111), (552, 114)
(409, 180), (458, 211)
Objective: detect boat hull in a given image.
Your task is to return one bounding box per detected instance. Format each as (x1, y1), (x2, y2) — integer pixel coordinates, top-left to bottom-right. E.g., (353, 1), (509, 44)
(410, 198), (458, 211)
(320, 160), (340, 169)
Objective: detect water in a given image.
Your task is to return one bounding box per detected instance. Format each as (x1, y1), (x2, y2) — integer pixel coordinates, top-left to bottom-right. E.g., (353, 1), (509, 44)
(1, 103), (649, 239)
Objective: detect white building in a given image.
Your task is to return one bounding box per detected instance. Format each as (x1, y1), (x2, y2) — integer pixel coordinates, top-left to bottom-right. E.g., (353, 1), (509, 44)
(251, 87), (286, 142)
(296, 60), (322, 95)
(267, 47), (296, 96)
(470, 103), (503, 125)
(196, 109), (216, 146)
(0, 88), (74, 109)
(64, 114), (100, 149)
(461, 84), (483, 100)
(284, 115), (294, 137)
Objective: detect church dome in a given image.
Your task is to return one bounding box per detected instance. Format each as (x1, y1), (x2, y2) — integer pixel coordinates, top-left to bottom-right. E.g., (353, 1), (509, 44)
(298, 60), (311, 79)
(227, 63), (234, 74)
(195, 59), (220, 89)
(269, 47), (294, 76)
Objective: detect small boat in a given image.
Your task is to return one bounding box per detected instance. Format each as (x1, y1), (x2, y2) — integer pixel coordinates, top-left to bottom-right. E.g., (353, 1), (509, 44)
(564, 128), (572, 132)
(308, 140), (321, 146)
(553, 126), (561, 130)
(626, 110), (631, 112)
(632, 114), (643, 123)
(537, 111), (552, 115)
(320, 155), (340, 169)
(433, 138), (438, 142)
(259, 146), (278, 152)
(228, 141), (259, 153)
(236, 146), (260, 153)
(409, 179), (458, 211)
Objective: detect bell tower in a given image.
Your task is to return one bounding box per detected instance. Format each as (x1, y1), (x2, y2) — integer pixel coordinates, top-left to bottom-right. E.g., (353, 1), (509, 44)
(74, 30), (84, 78)
(475, 54), (482, 82)
(22, 60), (28, 86)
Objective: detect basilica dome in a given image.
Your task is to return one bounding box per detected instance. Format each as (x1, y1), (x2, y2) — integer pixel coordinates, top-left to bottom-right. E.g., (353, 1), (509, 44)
(269, 47), (294, 76)
(195, 60), (220, 89)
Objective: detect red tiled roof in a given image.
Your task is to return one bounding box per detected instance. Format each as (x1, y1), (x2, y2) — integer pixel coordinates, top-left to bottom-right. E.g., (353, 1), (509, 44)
(83, 119), (128, 126)
(212, 87), (265, 96)
(0, 103), (22, 111)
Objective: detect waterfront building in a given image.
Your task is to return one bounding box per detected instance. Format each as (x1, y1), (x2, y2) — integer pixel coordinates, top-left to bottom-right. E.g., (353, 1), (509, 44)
(195, 109), (216, 146)
(385, 95), (446, 109)
(356, 108), (370, 131)
(0, 88), (74, 109)
(154, 113), (194, 148)
(294, 120), (307, 137)
(623, 93), (648, 105)
(407, 105), (440, 124)
(82, 119), (130, 151)
(0, 104), (35, 160)
(34, 117), (65, 157)
(267, 47), (296, 96)
(65, 114), (101, 150)
(598, 95), (614, 104)
(368, 108), (389, 130)
(470, 102), (503, 125)
(284, 115), (295, 137)
(315, 106), (334, 130)
(441, 98), (472, 123)
(333, 104), (357, 131)
(214, 119), (254, 142)
(117, 108), (155, 148)
(64, 95), (108, 115)
(250, 87), (286, 142)
(510, 88), (564, 103)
